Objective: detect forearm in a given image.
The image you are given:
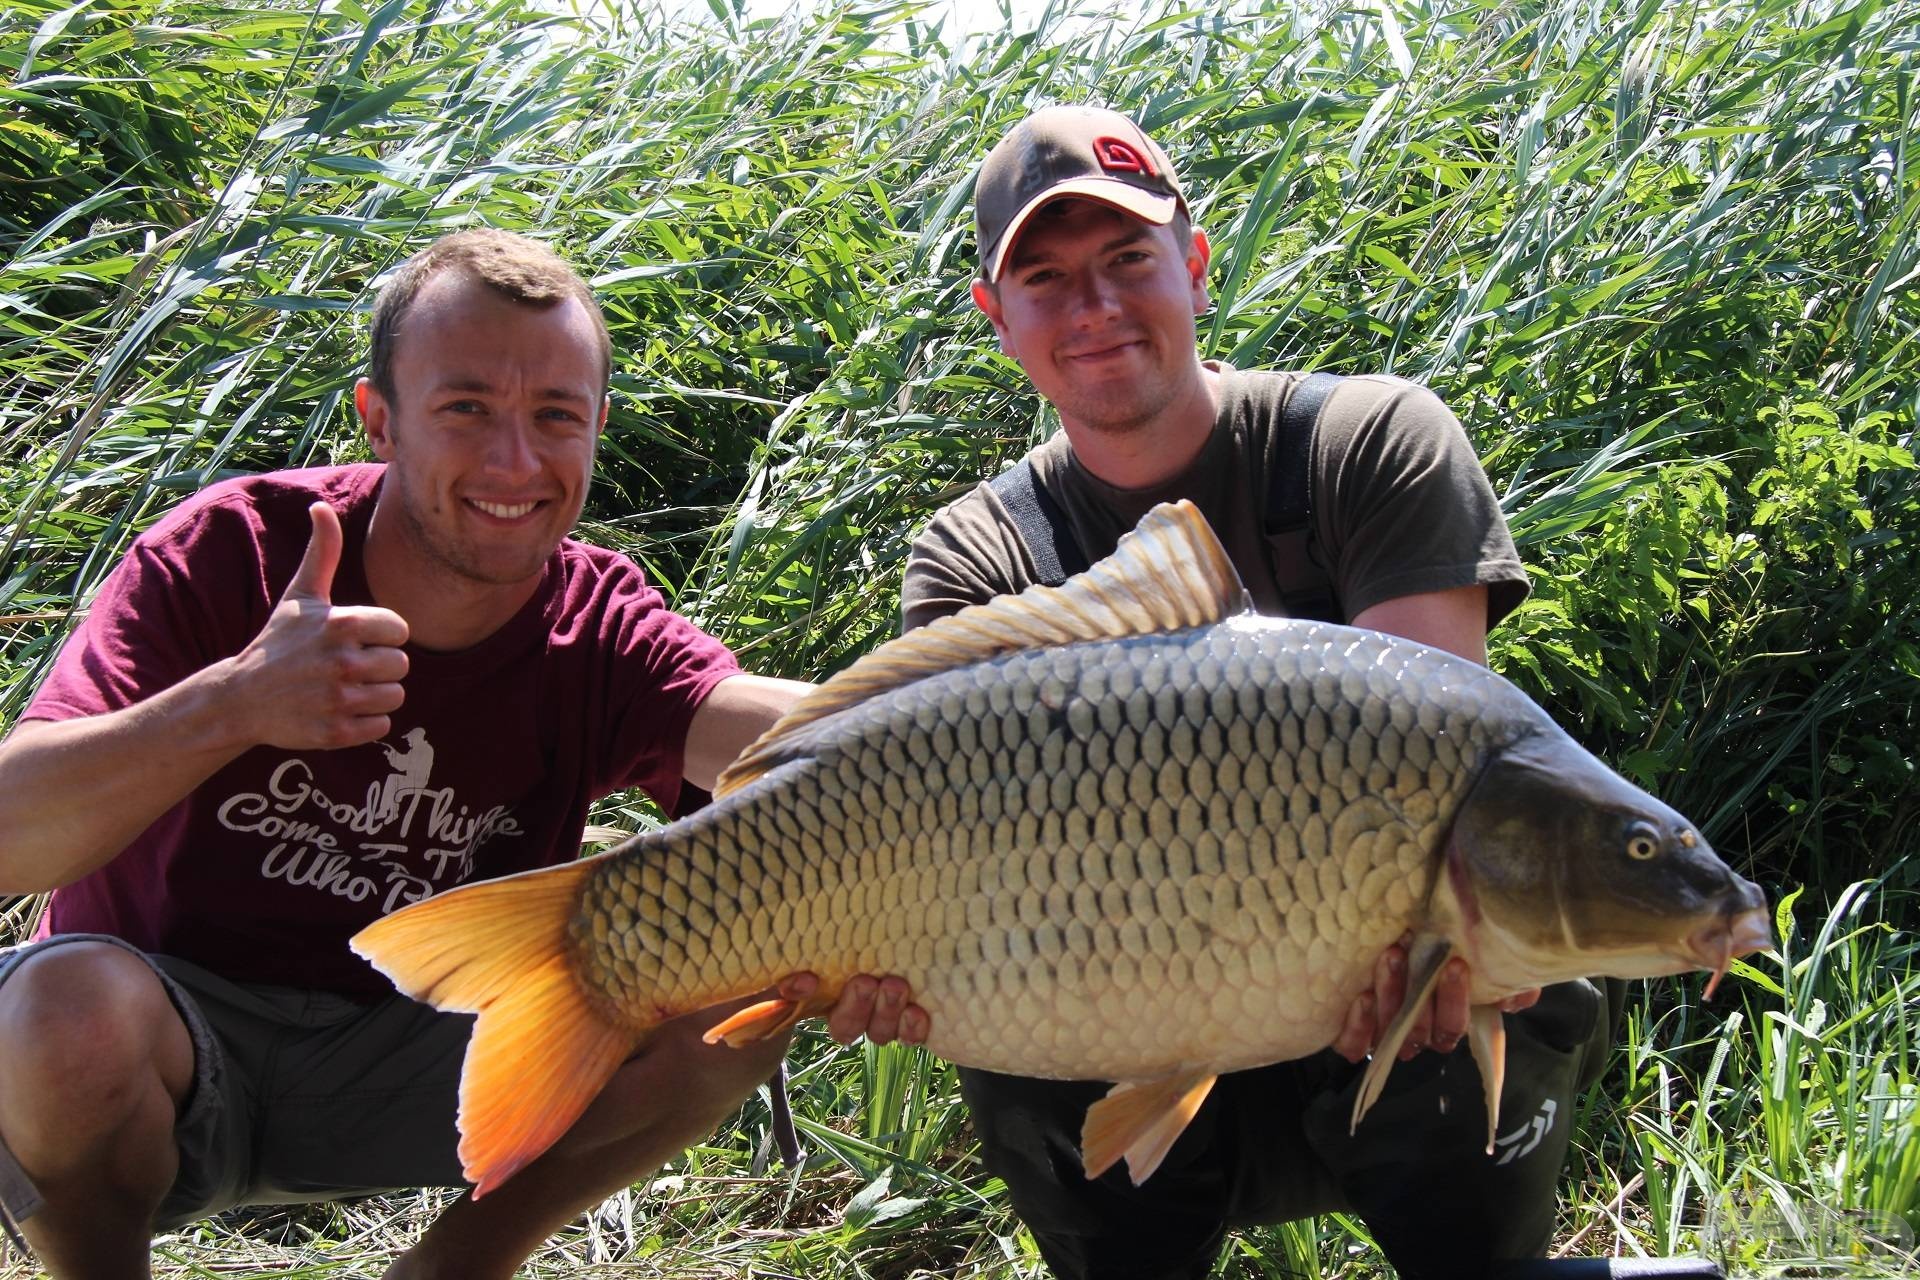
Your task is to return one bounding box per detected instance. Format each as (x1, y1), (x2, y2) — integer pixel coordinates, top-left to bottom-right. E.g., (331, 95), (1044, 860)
(0, 660), (256, 892)
(681, 673), (815, 793)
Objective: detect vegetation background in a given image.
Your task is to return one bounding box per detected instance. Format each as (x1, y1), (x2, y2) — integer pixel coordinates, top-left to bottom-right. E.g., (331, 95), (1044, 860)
(1, 0), (1915, 1274)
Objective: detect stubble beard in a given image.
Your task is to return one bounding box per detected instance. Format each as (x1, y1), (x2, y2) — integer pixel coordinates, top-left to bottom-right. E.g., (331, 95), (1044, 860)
(1045, 334), (1203, 439)
(1057, 374), (1184, 439)
(393, 481), (555, 589)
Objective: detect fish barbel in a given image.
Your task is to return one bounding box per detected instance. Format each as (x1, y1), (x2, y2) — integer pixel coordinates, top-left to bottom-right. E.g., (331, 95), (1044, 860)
(352, 501), (1770, 1196)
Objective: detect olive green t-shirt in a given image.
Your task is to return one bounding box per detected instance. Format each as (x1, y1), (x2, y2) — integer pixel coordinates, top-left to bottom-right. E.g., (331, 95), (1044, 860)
(901, 364), (1527, 631)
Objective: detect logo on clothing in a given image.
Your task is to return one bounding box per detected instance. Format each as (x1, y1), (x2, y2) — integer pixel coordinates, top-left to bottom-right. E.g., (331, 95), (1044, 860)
(376, 726), (435, 823)
(1092, 137), (1157, 177)
(213, 728), (522, 914)
(1493, 1098), (1557, 1165)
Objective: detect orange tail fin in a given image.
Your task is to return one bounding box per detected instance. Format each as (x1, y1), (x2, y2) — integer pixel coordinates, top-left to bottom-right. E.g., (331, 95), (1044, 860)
(350, 859), (638, 1197)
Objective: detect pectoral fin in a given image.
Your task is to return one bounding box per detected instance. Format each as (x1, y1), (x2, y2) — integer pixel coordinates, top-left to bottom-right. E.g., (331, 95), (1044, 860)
(1081, 1069), (1218, 1185)
(1350, 933), (1453, 1134)
(1467, 1004), (1507, 1154)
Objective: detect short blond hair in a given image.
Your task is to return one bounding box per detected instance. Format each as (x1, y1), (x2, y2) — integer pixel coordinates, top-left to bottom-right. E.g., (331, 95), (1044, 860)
(368, 229), (611, 399)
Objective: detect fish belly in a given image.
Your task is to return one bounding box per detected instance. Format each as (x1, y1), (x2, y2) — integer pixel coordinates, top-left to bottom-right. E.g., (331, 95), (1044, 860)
(571, 618), (1512, 1082)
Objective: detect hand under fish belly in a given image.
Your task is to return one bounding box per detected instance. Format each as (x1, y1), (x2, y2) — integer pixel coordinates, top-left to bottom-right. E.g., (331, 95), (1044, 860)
(353, 501), (1771, 1195)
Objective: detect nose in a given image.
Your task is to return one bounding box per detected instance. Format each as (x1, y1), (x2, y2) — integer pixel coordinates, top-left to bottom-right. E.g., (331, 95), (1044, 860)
(487, 416), (541, 480)
(1069, 270), (1122, 327)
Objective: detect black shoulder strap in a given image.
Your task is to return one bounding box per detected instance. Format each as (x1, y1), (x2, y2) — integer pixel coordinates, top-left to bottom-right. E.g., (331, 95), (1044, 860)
(1262, 371), (1344, 622)
(990, 458), (1089, 587)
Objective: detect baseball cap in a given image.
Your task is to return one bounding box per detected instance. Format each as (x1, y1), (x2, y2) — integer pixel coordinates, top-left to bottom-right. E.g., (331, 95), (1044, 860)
(975, 104), (1187, 283)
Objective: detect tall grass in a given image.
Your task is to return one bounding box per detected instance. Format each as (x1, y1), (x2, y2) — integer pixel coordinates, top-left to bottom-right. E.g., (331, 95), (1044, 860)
(2, 0), (1916, 1275)
(1583, 877), (1920, 1274)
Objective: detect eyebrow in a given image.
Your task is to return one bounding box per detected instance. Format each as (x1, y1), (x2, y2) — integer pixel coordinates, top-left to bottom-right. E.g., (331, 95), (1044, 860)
(435, 378), (594, 405)
(1009, 225), (1155, 273)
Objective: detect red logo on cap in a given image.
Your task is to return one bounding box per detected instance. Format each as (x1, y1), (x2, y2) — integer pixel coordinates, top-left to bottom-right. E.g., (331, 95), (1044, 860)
(1093, 138), (1157, 177)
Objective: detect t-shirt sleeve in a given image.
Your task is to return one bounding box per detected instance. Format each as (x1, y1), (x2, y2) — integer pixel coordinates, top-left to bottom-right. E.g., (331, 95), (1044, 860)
(24, 505), (267, 724)
(1315, 378), (1529, 627)
(900, 486), (1031, 634)
(591, 567), (742, 812)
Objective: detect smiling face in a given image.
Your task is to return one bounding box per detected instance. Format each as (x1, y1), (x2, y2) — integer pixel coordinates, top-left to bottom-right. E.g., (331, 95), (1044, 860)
(973, 198), (1212, 441)
(357, 268), (608, 608)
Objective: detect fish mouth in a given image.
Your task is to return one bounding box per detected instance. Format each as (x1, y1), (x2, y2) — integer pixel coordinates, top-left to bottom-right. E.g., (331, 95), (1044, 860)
(1685, 906), (1775, 998)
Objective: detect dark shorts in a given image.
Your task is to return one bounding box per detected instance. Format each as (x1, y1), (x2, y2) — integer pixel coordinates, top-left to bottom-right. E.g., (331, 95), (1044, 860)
(963, 978), (1622, 1280)
(0, 934), (470, 1233)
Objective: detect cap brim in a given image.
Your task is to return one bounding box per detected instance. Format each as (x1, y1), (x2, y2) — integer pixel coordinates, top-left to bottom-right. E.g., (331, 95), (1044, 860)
(983, 180), (1179, 282)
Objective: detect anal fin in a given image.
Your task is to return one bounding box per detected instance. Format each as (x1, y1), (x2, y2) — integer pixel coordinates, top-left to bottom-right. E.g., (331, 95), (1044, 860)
(1350, 933), (1454, 1134)
(702, 992), (836, 1048)
(1081, 1069), (1217, 1186)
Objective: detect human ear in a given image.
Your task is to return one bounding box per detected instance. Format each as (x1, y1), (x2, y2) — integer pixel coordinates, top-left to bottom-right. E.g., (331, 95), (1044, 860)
(972, 278), (1017, 359)
(356, 378), (398, 460)
(1187, 229), (1213, 316)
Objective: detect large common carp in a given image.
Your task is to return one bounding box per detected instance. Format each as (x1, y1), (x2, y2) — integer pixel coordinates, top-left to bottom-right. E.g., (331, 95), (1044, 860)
(352, 501), (1770, 1196)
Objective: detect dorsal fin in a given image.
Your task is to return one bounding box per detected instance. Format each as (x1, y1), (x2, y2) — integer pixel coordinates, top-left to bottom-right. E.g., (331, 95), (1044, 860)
(715, 499), (1247, 798)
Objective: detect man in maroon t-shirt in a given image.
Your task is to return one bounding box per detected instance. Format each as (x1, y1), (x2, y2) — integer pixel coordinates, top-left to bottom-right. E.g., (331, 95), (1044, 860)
(0, 229), (925, 1279)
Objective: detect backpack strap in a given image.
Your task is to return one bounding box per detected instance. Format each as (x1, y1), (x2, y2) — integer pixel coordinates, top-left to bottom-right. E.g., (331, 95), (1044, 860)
(990, 458), (1090, 587)
(1262, 371), (1344, 622)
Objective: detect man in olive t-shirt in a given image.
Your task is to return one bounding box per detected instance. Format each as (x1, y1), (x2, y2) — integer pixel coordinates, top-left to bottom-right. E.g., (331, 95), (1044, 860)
(900, 105), (1613, 1280)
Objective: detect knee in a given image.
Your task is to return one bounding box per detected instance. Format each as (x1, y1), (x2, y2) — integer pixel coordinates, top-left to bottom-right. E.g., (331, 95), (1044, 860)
(0, 944), (189, 1125)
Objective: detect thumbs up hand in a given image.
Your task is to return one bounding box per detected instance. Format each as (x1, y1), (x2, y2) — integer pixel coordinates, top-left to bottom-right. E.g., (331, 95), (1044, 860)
(283, 496), (349, 607)
(229, 502), (411, 750)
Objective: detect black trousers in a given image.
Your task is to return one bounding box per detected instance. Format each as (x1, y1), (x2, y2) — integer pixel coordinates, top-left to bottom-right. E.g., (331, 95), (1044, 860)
(962, 979), (1620, 1280)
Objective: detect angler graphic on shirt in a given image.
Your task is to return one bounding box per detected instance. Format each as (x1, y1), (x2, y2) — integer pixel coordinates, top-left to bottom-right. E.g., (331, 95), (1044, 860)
(377, 727), (435, 823)
(213, 727), (524, 914)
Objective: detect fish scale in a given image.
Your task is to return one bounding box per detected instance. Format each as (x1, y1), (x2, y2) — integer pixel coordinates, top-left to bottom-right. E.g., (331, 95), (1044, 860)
(353, 500), (1770, 1196)
(569, 618), (1504, 1081)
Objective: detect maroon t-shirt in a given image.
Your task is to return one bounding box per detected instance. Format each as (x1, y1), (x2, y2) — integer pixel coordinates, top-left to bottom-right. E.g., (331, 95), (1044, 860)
(25, 465), (740, 997)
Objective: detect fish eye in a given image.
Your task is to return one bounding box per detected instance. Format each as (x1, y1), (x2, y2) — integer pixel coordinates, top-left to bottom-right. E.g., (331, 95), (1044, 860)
(1626, 822), (1662, 861)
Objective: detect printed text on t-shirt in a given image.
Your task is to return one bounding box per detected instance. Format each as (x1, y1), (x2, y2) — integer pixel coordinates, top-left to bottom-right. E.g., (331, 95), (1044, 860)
(213, 733), (522, 913)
